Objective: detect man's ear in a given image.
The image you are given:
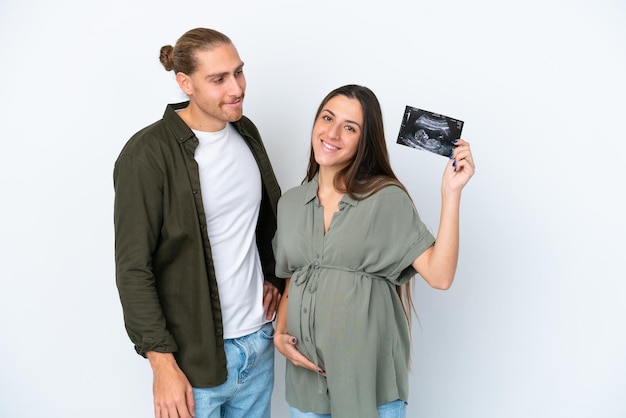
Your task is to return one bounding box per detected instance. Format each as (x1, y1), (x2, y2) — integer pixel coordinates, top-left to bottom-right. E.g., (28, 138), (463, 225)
(176, 72), (192, 96)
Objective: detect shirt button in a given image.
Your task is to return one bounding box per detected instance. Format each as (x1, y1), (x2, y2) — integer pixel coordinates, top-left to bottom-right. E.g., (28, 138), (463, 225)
(303, 308), (308, 313)
(305, 336), (310, 342)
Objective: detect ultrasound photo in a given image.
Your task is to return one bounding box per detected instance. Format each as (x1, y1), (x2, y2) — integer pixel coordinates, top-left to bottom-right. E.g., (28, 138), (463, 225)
(396, 106), (464, 157)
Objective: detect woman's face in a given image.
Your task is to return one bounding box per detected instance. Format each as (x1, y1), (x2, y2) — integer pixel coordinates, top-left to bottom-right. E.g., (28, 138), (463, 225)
(311, 95), (363, 172)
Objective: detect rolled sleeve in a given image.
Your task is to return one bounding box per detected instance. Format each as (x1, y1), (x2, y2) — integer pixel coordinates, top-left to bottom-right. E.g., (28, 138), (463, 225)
(114, 154), (177, 356)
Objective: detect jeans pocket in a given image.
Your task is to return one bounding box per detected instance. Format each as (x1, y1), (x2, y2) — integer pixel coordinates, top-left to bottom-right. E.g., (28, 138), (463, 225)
(259, 322), (275, 340)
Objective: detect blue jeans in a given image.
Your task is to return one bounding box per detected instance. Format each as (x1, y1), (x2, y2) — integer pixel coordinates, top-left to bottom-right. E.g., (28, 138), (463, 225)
(289, 399), (406, 418)
(193, 322), (275, 418)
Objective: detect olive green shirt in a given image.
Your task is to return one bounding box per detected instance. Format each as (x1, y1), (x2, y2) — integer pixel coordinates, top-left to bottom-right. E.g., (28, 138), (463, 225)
(114, 102), (282, 387)
(274, 178), (435, 417)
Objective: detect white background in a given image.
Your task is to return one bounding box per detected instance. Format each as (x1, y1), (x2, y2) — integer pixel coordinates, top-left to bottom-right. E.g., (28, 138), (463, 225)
(1, 1), (625, 417)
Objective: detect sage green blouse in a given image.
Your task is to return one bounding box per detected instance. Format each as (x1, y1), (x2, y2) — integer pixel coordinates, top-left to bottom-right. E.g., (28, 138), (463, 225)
(274, 177), (435, 417)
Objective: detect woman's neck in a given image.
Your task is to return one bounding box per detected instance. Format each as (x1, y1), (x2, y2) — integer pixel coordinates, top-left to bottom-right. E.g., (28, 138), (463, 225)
(317, 168), (344, 205)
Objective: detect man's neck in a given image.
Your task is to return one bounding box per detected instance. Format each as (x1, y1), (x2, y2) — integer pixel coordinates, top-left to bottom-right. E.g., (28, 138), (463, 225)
(177, 105), (227, 132)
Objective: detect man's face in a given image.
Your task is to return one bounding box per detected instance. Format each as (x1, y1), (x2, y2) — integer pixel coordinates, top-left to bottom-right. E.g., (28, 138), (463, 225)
(178, 43), (247, 131)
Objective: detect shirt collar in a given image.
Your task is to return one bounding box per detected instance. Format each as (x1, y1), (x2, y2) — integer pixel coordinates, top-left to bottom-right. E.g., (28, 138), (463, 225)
(163, 101), (196, 143)
(303, 174), (359, 207)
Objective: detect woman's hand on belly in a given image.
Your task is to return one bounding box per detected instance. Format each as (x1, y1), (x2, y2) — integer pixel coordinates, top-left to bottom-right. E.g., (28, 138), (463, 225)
(274, 332), (326, 377)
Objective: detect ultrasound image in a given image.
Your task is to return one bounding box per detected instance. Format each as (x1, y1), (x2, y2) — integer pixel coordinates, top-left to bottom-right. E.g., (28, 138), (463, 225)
(396, 106), (463, 158)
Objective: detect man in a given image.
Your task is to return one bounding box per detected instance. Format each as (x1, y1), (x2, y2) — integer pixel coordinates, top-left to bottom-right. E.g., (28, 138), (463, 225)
(114, 28), (283, 418)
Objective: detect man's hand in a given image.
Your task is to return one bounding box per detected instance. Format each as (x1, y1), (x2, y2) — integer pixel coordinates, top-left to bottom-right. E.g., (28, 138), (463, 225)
(147, 352), (195, 418)
(262, 280), (281, 320)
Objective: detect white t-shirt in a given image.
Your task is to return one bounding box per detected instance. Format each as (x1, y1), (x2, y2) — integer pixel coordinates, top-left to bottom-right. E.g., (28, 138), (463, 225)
(193, 124), (267, 339)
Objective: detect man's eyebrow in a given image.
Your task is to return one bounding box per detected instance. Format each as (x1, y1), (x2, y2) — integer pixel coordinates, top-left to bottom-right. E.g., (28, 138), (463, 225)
(322, 109), (362, 129)
(206, 62), (244, 79)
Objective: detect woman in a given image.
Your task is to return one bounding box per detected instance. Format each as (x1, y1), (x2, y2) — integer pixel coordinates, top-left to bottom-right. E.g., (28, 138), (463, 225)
(273, 85), (475, 417)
